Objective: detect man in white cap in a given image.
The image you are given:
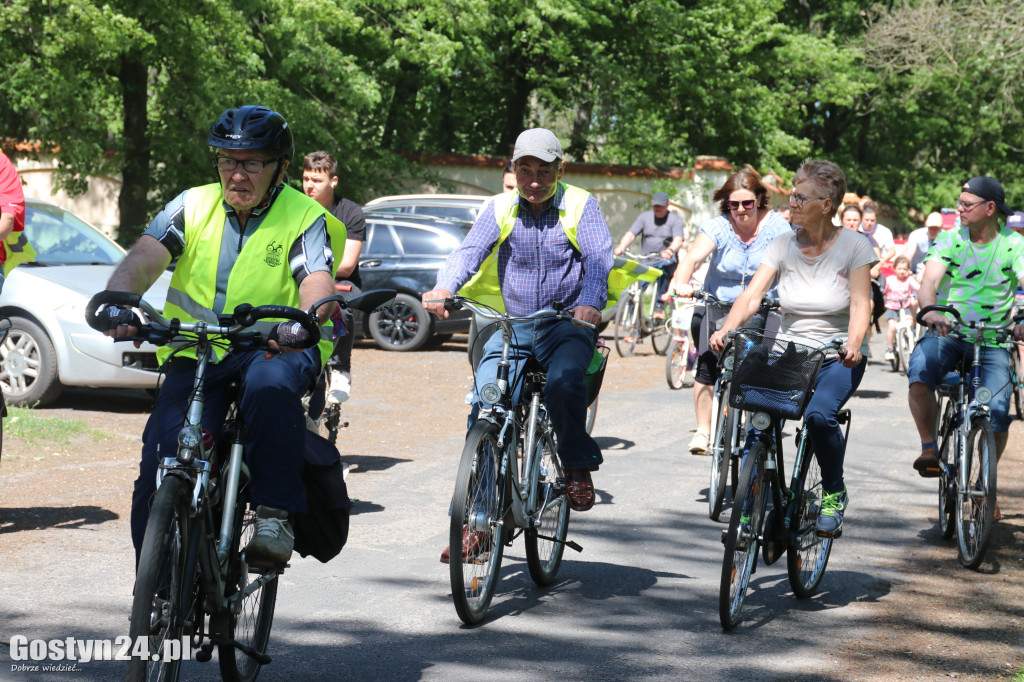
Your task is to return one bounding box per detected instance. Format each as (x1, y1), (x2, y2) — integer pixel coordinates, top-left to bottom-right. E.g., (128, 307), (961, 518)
(908, 176), (1024, 523)
(424, 128), (613, 563)
(614, 190), (684, 315)
(902, 210), (944, 278)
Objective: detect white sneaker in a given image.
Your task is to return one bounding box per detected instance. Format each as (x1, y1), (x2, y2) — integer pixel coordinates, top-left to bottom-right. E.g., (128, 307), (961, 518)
(327, 370), (351, 404)
(689, 431), (710, 455)
(883, 348), (895, 361)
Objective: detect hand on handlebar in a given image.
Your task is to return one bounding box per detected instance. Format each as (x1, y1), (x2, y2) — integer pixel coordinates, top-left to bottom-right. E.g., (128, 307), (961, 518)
(922, 310), (953, 337)
(266, 321), (311, 357)
(422, 289), (453, 319)
(665, 281), (694, 301)
(841, 344), (862, 368)
(572, 305), (601, 327)
(709, 328), (727, 353)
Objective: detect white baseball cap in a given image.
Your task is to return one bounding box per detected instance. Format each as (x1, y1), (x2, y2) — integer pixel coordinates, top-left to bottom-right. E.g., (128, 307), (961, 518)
(511, 128), (563, 163)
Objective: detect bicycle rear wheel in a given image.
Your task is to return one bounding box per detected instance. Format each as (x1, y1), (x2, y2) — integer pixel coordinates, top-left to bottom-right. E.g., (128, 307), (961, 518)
(786, 447), (833, 598)
(937, 398), (956, 540)
(956, 419), (997, 569)
(219, 495), (278, 682)
(127, 474), (197, 682)
(450, 419), (507, 624)
(614, 290), (640, 357)
(525, 431), (570, 586)
(708, 395), (733, 521)
(665, 337), (691, 389)
(720, 442), (768, 630)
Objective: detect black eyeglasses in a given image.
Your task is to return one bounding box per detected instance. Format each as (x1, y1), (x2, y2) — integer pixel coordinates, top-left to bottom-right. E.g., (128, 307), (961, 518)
(727, 199), (757, 211)
(213, 157), (278, 174)
(789, 192), (827, 207)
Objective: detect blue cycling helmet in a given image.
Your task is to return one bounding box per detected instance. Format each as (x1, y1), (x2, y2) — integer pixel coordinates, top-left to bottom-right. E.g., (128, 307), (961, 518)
(208, 105), (293, 161)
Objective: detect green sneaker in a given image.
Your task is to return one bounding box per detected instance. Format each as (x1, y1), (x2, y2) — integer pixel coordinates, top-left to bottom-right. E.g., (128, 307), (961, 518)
(815, 488), (848, 538)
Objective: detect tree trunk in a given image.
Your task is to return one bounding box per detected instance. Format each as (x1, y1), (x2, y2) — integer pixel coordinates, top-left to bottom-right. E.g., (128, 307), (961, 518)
(118, 55), (150, 244)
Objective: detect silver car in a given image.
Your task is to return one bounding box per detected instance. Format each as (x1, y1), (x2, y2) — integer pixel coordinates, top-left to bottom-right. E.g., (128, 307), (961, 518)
(362, 193), (487, 225)
(0, 199), (171, 406)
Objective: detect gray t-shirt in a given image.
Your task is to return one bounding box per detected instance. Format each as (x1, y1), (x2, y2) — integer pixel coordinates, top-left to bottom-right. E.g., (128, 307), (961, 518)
(761, 228), (878, 345)
(628, 210), (684, 255)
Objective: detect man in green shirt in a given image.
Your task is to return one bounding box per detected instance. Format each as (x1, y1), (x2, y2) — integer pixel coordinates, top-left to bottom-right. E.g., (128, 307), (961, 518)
(907, 177), (1024, 518)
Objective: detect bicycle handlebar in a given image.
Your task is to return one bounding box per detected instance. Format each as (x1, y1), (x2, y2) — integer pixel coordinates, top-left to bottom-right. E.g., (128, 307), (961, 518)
(916, 303), (1023, 342)
(425, 295), (596, 330)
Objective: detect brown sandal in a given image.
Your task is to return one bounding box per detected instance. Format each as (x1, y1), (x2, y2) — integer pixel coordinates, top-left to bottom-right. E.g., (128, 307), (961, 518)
(913, 448), (941, 478)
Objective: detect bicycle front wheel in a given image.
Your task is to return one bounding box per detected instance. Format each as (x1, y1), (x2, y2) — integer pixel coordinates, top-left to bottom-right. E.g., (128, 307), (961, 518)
(720, 442), (768, 630)
(665, 337), (691, 390)
(786, 448), (833, 598)
(127, 474), (197, 682)
(1012, 356), (1024, 420)
(956, 418), (997, 569)
(450, 419), (507, 624)
(896, 328), (912, 376)
(525, 431), (570, 586)
(585, 396), (599, 435)
(708, 396), (733, 521)
(651, 315), (670, 356)
(317, 402), (341, 445)
(614, 290), (640, 357)
(219, 498), (278, 682)
(937, 398), (956, 540)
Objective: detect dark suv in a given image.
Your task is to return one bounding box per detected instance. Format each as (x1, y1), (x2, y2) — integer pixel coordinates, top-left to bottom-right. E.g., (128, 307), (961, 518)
(355, 211), (471, 351)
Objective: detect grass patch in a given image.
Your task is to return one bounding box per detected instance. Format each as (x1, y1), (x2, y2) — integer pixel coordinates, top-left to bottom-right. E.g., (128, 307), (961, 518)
(4, 407), (111, 450)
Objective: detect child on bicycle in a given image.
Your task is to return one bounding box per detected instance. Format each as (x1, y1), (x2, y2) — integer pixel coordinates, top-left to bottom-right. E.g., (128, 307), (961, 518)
(882, 255), (919, 362)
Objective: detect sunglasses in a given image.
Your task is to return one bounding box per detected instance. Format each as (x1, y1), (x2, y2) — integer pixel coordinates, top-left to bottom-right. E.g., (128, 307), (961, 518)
(727, 199), (757, 211)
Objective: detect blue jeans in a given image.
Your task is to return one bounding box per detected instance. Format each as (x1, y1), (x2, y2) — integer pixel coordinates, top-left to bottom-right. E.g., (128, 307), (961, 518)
(475, 317), (602, 471)
(907, 332), (1013, 432)
(640, 256), (677, 304)
(131, 349), (320, 563)
(805, 356), (867, 493)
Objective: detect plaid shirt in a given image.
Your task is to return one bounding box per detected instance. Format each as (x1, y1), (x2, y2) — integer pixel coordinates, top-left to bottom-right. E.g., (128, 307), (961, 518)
(436, 184), (613, 317)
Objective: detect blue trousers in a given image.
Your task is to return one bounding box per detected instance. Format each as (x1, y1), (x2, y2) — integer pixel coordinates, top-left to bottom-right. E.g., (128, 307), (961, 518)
(805, 356), (866, 493)
(131, 350), (319, 562)
(475, 317), (603, 471)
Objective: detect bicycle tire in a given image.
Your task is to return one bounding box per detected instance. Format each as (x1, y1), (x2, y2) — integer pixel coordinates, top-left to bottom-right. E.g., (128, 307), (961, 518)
(525, 430), (570, 586)
(127, 475), (196, 682)
(708, 395), (732, 521)
(786, 447), (834, 598)
(720, 442), (769, 630)
(450, 419), (507, 624)
(897, 327), (912, 377)
(585, 396), (598, 435)
(665, 337), (691, 390)
(956, 418), (997, 569)
(614, 289), (640, 358)
(317, 402), (341, 445)
(651, 314), (670, 356)
(937, 398), (956, 540)
(1012, 355), (1024, 420)
(218, 495), (278, 682)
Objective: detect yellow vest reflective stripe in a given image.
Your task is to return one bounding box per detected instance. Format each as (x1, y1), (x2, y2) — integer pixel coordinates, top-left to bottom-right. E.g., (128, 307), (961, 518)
(457, 183), (660, 313)
(2, 229), (35, 276)
(160, 184), (346, 365)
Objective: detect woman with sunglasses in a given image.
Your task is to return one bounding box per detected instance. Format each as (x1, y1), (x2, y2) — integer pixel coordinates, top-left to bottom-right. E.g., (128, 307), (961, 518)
(666, 168), (792, 455)
(709, 160), (876, 537)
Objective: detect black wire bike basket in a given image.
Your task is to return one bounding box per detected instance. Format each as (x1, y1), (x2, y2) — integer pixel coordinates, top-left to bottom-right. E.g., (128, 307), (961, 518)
(728, 330), (825, 420)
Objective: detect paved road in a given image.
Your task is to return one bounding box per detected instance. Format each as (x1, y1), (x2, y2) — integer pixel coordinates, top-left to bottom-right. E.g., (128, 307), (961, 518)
(0, 336), (990, 680)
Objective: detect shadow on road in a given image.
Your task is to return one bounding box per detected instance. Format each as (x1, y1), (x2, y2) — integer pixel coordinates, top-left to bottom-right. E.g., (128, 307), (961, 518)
(0, 505), (119, 533)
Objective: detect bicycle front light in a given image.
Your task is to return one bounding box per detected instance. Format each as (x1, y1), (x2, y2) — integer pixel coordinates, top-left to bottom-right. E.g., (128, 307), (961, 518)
(480, 382), (503, 405)
(975, 387), (994, 405)
(177, 426), (202, 463)
(751, 412), (772, 431)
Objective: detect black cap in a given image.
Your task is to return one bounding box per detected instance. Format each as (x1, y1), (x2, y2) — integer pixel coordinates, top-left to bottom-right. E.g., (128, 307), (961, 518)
(962, 176), (1013, 215)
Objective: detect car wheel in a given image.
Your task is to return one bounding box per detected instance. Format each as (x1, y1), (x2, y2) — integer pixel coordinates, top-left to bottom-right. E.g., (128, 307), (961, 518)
(368, 293), (433, 351)
(0, 316), (63, 407)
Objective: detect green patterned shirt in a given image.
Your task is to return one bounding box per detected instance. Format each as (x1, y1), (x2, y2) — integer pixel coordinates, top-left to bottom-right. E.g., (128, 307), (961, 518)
(927, 225), (1024, 344)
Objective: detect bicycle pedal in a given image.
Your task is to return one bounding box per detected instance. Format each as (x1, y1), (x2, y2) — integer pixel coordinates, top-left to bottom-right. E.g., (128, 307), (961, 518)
(720, 529), (728, 545)
(815, 528), (842, 539)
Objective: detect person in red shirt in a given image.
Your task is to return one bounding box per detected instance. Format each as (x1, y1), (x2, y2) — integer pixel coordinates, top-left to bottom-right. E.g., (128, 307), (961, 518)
(0, 150), (26, 290)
